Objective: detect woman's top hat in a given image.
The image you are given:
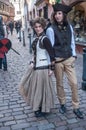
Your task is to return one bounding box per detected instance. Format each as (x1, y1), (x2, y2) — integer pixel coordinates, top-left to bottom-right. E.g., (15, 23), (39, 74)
(53, 3), (72, 14)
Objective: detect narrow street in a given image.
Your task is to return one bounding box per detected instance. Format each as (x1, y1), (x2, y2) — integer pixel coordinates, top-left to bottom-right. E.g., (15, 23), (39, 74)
(0, 30), (86, 130)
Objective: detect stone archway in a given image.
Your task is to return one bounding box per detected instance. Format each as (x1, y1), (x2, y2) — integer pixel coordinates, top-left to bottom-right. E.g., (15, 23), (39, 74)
(62, 0), (86, 7)
(69, 0), (86, 7)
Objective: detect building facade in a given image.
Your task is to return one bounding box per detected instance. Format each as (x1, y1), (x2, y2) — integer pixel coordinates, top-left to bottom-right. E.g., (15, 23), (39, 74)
(0, 0), (15, 22)
(35, 0), (86, 43)
(9, 0), (21, 21)
(19, 0), (86, 43)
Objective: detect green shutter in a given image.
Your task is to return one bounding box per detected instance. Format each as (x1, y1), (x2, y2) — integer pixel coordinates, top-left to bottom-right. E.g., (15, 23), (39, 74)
(56, 0), (61, 3)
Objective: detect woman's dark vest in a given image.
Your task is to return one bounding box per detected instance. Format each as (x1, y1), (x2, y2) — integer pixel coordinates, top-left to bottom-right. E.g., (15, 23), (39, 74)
(52, 23), (72, 58)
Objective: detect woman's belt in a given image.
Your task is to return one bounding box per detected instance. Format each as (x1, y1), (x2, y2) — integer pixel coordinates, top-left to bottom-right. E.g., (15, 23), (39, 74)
(34, 66), (49, 70)
(34, 65), (55, 70)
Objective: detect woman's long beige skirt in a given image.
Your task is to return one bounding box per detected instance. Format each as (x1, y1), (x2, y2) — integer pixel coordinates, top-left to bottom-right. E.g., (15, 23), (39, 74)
(19, 66), (55, 112)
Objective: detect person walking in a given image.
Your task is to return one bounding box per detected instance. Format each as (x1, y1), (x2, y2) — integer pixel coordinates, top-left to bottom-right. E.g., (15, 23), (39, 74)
(8, 21), (14, 35)
(46, 3), (83, 119)
(19, 17), (55, 117)
(15, 21), (22, 41)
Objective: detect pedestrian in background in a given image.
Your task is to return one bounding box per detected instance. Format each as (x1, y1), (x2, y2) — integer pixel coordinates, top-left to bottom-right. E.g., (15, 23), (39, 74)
(46, 3), (83, 119)
(8, 20), (14, 35)
(15, 21), (19, 34)
(0, 16), (7, 71)
(29, 20), (36, 37)
(19, 17), (55, 117)
(15, 21), (22, 41)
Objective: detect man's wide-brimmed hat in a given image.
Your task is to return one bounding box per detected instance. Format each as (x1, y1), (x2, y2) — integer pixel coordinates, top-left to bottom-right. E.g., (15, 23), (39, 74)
(53, 3), (72, 14)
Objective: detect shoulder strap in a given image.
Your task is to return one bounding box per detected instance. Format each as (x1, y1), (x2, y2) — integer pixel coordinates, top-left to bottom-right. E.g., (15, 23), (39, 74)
(51, 24), (57, 34)
(39, 34), (47, 49)
(40, 35), (47, 43)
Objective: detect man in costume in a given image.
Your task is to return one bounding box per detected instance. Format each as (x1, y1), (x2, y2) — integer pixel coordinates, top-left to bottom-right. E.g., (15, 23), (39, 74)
(46, 3), (83, 119)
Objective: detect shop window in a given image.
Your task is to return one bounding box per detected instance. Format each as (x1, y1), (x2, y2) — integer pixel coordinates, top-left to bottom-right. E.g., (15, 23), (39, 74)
(0, 4), (3, 10)
(17, 11), (21, 14)
(3, 4), (4, 10)
(43, 5), (48, 19)
(39, 9), (42, 17)
(33, 9), (35, 18)
(72, 5), (86, 43)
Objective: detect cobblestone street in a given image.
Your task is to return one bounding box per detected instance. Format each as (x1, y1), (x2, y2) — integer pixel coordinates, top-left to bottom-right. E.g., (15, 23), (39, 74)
(0, 30), (86, 130)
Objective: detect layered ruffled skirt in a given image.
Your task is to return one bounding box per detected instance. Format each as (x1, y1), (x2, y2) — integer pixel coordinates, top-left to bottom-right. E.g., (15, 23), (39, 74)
(19, 66), (55, 112)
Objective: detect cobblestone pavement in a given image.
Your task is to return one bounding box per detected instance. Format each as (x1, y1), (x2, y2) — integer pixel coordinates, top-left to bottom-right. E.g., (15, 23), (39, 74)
(0, 30), (86, 130)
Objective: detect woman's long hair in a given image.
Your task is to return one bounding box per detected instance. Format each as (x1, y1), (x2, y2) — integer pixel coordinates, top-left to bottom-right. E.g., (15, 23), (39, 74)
(52, 12), (69, 26)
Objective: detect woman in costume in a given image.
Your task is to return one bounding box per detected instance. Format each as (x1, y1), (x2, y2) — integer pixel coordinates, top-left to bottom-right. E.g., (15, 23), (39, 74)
(19, 17), (55, 117)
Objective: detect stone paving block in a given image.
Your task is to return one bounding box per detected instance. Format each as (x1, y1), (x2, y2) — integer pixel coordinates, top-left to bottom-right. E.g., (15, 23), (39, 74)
(0, 116), (14, 123)
(39, 120), (49, 125)
(14, 114), (27, 120)
(0, 103), (8, 107)
(48, 116), (61, 123)
(0, 114), (4, 118)
(28, 113), (35, 118)
(3, 97), (11, 100)
(4, 121), (16, 126)
(78, 121), (86, 127)
(0, 127), (11, 130)
(25, 127), (38, 130)
(66, 114), (76, 119)
(13, 107), (24, 112)
(59, 115), (67, 120)
(44, 129), (54, 130)
(54, 121), (67, 127)
(17, 100), (25, 104)
(9, 104), (21, 108)
(55, 126), (68, 130)
(29, 121), (41, 127)
(11, 123), (30, 129)
(27, 117), (37, 122)
(20, 103), (27, 107)
(67, 123), (81, 130)
(24, 106), (32, 110)
(5, 113), (12, 117)
(16, 119), (27, 124)
(0, 123), (3, 127)
(0, 106), (8, 111)
(24, 109), (33, 114)
(67, 118), (78, 124)
(12, 111), (24, 116)
(45, 113), (57, 119)
(72, 127), (85, 130)
(28, 120), (49, 128)
(12, 129), (22, 130)
(1, 109), (12, 114)
(38, 123), (55, 130)
(10, 98), (19, 102)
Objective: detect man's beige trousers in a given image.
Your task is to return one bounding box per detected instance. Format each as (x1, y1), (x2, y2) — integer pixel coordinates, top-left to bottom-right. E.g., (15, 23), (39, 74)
(55, 56), (79, 109)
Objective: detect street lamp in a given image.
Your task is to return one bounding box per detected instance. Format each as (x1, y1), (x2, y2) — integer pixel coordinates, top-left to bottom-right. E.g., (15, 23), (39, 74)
(49, 0), (56, 4)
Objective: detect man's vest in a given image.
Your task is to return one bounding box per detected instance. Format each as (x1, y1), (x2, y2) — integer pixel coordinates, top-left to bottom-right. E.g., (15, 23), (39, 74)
(52, 23), (72, 58)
